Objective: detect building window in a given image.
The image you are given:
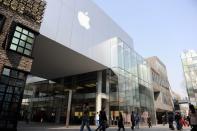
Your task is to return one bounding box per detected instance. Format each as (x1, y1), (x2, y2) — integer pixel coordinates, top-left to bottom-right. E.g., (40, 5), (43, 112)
(0, 67), (27, 128)
(0, 14), (5, 32)
(9, 25), (35, 56)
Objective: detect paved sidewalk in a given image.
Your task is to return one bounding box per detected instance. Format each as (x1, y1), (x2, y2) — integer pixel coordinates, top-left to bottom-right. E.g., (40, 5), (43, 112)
(17, 122), (191, 131)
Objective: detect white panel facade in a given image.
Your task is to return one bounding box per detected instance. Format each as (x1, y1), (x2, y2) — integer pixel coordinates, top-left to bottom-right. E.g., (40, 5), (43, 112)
(40, 0), (133, 67)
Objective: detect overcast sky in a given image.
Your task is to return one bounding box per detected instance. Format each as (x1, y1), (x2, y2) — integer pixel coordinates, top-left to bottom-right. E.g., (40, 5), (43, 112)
(93, 0), (197, 98)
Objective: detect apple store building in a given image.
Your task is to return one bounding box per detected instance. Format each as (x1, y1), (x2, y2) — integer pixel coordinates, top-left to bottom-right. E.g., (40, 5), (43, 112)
(19, 0), (156, 126)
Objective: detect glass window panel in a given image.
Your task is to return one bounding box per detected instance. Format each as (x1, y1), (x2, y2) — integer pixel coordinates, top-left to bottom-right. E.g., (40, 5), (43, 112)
(26, 43), (32, 50)
(0, 76), (9, 84)
(10, 26), (35, 56)
(24, 49), (31, 56)
(4, 94), (12, 102)
(2, 102), (10, 111)
(29, 32), (35, 38)
(6, 86), (14, 93)
(18, 72), (26, 80)
(12, 95), (20, 102)
(21, 34), (27, 41)
(27, 37), (33, 44)
(12, 37), (19, 44)
(0, 111), (8, 117)
(0, 94), (4, 101)
(0, 92), (4, 96)
(2, 68), (10, 76)
(0, 84), (6, 92)
(15, 80), (25, 87)
(118, 43), (124, 69)
(22, 29), (28, 35)
(14, 31), (21, 38)
(17, 46), (24, 53)
(19, 40), (25, 47)
(9, 78), (16, 86)
(124, 44), (131, 72)
(10, 44), (17, 51)
(16, 26), (22, 32)
(14, 87), (22, 95)
(10, 70), (18, 78)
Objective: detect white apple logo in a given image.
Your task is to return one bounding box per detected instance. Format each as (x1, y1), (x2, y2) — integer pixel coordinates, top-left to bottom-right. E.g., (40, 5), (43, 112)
(78, 11), (91, 30)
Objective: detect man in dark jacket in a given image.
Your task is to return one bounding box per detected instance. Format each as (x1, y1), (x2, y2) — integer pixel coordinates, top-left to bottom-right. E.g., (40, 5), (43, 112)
(95, 107), (108, 131)
(131, 111), (135, 130)
(118, 112), (125, 131)
(168, 112), (175, 130)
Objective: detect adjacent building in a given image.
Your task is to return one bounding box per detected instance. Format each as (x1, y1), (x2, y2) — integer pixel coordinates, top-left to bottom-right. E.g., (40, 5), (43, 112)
(181, 50), (197, 106)
(0, 0), (46, 130)
(172, 91), (181, 111)
(146, 57), (173, 124)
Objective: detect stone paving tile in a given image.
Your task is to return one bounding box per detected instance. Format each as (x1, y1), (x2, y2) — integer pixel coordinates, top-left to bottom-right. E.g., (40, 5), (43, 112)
(17, 122), (191, 131)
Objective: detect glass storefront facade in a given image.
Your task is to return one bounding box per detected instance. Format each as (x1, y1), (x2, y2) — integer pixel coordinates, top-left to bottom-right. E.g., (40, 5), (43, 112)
(110, 38), (155, 124)
(181, 50), (197, 106)
(22, 72), (98, 125)
(21, 38), (156, 125)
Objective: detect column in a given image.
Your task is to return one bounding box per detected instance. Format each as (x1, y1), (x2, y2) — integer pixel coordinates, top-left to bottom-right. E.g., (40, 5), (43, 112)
(66, 90), (72, 127)
(105, 78), (110, 121)
(96, 71), (102, 113)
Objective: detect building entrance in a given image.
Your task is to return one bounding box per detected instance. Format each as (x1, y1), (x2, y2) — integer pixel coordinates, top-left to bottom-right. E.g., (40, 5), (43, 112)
(21, 80), (69, 123)
(21, 71), (109, 125)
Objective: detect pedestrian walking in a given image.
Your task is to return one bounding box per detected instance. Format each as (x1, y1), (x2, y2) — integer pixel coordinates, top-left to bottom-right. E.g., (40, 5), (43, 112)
(147, 115), (152, 128)
(189, 104), (197, 131)
(168, 112), (175, 130)
(131, 111), (135, 130)
(135, 113), (140, 129)
(80, 103), (91, 131)
(118, 112), (125, 131)
(175, 112), (182, 130)
(95, 107), (108, 131)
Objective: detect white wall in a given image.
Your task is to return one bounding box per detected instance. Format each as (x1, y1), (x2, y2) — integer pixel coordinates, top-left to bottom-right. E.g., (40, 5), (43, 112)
(40, 0), (133, 67)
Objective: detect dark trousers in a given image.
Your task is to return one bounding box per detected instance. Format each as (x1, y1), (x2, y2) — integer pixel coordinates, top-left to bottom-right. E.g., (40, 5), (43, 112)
(148, 121), (152, 128)
(169, 122), (175, 130)
(176, 120), (182, 130)
(95, 121), (106, 131)
(118, 123), (125, 131)
(131, 121), (135, 130)
(80, 118), (91, 131)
